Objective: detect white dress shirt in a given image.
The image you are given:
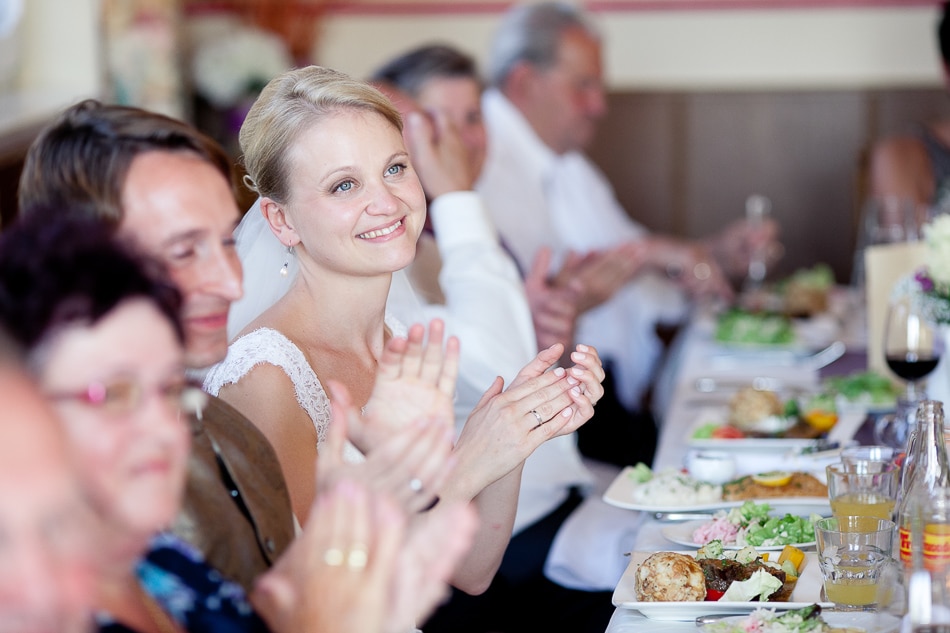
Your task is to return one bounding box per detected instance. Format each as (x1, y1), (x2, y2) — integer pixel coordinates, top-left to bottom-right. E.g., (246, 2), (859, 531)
(394, 186), (644, 591)
(477, 88), (688, 412)
(390, 189), (595, 535)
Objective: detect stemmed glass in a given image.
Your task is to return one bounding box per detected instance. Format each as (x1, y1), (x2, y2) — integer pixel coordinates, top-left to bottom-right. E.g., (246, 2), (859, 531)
(875, 294), (944, 447)
(884, 294), (942, 400)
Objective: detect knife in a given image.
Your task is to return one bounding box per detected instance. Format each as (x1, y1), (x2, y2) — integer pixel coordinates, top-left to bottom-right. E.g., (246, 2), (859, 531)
(653, 511), (717, 521)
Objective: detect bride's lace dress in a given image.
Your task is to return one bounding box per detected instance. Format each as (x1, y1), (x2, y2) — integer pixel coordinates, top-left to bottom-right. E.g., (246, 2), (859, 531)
(203, 316), (407, 464)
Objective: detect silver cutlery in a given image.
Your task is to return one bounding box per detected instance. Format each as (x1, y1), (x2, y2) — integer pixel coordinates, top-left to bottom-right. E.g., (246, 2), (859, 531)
(695, 614), (752, 626)
(652, 512), (717, 522)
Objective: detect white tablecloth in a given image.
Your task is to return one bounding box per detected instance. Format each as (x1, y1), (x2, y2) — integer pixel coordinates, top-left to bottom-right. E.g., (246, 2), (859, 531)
(604, 294), (865, 632)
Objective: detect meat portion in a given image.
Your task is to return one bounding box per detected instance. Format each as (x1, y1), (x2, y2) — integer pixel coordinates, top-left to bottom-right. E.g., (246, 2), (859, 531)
(699, 558), (793, 601)
(635, 551), (706, 602)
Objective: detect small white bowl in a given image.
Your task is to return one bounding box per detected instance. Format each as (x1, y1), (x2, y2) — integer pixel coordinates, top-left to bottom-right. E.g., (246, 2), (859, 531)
(686, 450), (737, 484)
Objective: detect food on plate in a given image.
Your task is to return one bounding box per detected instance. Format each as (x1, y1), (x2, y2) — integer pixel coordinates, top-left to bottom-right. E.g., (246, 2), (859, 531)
(629, 465), (723, 506)
(700, 604), (864, 633)
(634, 551), (706, 602)
(715, 308), (795, 346)
(752, 471), (793, 487)
(823, 370), (901, 409)
(692, 422), (746, 440)
(696, 541), (803, 602)
(794, 393), (839, 432)
(724, 472), (827, 501)
(692, 389), (832, 441)
(780, 264), (835, 318)
(778, 544), (806, 576)
(690, 501), (820, 548)
(633, 543), (808, 603)
(728, 387), (786, 431)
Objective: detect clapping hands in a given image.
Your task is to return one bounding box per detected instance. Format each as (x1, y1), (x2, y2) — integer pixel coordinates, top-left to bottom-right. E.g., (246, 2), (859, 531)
(252, 379), (477, 633)
(355, 319), (459, 452)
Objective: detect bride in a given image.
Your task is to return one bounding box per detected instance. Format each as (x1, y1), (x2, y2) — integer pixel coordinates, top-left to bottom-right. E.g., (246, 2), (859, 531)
(204, 65), (604, 594)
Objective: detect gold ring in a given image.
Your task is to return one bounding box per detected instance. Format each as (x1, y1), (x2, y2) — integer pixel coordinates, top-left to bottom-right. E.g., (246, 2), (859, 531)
(693, 262), (711, 281)
(323, 547), (345, 566)
(530, 409), (544, 427)
(347, 544), (369, 570)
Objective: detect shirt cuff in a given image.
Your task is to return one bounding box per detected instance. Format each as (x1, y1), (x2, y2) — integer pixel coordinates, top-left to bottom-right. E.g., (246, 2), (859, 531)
(429, 191), (499, 252)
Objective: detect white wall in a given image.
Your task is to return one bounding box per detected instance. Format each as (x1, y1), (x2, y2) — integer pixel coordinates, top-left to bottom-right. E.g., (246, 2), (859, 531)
(316, 5), (944, 91)
(3, 3), (944, 134)
(18, 0), (102, 96)
(0, 0), (102, 134)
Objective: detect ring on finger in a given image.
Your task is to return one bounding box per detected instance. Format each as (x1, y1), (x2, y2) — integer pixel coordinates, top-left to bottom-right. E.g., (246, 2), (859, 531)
(529, 409), (544, 428)
(409, 477), (423, 493)
(324, 547), (345, 566)
(347, 544), (369, 571)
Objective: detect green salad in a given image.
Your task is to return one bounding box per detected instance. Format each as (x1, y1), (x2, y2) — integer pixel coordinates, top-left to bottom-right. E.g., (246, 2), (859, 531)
(693, 501), (820, 549)
(822, 370), (901, 407)
(703, 605), (832, 633)
(715, 309), (795, 346)
(728, 502), (819, 548)
(778, 264), (835, 292)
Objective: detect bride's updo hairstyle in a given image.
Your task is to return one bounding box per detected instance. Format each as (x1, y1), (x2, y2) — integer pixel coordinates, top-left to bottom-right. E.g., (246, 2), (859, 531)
(238, 65), (404, 205)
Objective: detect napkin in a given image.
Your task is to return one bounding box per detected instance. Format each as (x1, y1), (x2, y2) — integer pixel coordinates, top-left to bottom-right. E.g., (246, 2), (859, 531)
(544, 494), (644, 591)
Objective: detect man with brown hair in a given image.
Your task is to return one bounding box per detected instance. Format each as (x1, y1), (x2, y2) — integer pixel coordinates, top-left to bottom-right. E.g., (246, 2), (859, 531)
(18, 100), (296, 592)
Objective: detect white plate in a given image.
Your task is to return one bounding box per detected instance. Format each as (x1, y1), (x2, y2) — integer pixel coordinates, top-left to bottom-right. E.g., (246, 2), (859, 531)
(687, 407), (867, 453)
(602, 466), (831, 514)
(698, 609), (901, 633)
(612, 550), (832, 620)
(689, 435), (820, 453)
(660, 519), (817, 551)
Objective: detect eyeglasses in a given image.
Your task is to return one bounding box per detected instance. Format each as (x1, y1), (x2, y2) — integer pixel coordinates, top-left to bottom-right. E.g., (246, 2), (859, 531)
(46, 377), (207, 417)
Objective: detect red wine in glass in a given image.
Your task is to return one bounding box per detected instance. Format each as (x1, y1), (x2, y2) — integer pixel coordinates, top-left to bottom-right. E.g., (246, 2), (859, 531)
(886, 351), (942, 382)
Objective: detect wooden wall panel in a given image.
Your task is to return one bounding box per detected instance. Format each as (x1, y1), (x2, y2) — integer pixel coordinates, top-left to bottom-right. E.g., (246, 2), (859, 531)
(587, 87), (947, 285)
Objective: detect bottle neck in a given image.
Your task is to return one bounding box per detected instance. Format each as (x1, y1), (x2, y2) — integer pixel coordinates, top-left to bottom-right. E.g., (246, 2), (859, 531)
(912, 408), (950, 489)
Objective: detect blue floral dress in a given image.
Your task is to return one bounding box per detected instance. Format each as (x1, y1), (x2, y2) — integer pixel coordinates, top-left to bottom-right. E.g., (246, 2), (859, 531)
(97, 533), (268, 633)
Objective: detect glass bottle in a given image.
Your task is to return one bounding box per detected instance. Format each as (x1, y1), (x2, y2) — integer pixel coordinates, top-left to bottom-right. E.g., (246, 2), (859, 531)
(898, 400), (950, 567)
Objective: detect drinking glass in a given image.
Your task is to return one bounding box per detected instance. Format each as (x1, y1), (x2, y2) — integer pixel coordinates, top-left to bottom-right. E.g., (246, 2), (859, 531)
(841, 445), (898, 466)
(826, 461), (900, 521)
(815, 516), (896, 609)
(852, 195), (922, 290)
(884, 294), (943, 403)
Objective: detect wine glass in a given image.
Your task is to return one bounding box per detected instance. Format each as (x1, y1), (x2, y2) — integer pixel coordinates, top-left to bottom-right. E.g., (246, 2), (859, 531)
(875, 295), (944, 448)
(884, 294), (943, 400)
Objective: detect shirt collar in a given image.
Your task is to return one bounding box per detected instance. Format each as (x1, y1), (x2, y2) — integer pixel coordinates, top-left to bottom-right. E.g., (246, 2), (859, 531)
(482, 88), (560, 179)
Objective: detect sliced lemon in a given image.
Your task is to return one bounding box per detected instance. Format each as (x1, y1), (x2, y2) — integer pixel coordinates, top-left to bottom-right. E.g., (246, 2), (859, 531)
(803, 409), (838, 432)
(752, 471), (792, 487)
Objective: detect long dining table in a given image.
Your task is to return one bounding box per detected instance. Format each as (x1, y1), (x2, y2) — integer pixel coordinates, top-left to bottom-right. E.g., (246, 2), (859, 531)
(602, 288), (875, 632)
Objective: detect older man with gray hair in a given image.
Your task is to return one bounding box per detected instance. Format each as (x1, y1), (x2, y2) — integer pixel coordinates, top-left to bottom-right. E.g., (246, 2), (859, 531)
(477, 1), (780, 467)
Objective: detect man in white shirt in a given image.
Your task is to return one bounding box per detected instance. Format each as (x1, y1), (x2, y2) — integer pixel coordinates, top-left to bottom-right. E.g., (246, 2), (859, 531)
(477, 1), (780, 467)
(371, 45), (637, 633)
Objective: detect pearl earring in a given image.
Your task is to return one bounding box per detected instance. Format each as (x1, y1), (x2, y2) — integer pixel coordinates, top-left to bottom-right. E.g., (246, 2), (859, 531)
(280, 245), (293, 277)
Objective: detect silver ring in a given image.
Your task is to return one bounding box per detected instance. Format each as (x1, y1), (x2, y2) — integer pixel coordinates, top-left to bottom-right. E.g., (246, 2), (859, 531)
(409, 477), (423, 493)
(530, 409), (544, 427)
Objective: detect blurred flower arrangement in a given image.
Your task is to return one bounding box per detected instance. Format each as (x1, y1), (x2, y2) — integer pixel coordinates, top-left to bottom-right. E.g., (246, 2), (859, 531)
(898, 214), (950, 324)
(190, 23), (292, 108)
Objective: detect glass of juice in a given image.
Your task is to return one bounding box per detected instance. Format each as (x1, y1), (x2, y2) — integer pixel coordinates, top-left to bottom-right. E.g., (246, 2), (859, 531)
(826, 461), (900, 521)
(815, 516), (896, 609)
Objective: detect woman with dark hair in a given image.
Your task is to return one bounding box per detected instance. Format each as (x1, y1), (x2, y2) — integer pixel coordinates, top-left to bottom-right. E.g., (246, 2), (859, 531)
(0, 214), (475, 633)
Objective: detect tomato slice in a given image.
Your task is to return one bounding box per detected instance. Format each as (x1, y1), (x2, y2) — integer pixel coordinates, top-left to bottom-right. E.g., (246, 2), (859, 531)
(710, 425), (745, 439)
(705, 588), (725, 601)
